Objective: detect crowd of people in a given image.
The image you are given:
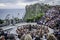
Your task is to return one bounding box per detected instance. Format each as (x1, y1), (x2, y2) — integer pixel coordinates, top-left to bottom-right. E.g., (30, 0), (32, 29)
(0, 28), (16, 40)
(0, 7), (60, 40)
(16, 24), (58, 40)
(0, 24), (60, 40)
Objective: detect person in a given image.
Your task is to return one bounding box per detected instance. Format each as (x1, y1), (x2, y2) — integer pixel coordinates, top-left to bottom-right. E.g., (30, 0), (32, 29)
(24, 32), (32, 40)
(0, 36), (5, 40)
(35, 35), (40, 40)
(57, 29), (60, 40)
(29, 25), (32, 31)
(7, 34), (16, 40)
(0, 28), (5, 40)
(4, 32), (8, 40)
(21, 34), (25, 40)
(47, 34), (57, 40)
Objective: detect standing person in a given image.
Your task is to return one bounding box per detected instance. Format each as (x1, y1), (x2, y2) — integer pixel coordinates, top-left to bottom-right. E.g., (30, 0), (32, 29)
(29, 25), (32, 31)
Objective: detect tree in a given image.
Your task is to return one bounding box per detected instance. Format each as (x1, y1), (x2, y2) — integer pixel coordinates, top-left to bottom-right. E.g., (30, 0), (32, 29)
(14, 17), (20, 23)
(0, 19), (4, 24)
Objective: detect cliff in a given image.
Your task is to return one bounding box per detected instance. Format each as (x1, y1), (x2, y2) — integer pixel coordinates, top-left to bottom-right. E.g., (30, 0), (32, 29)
(24, 3), (50, 22)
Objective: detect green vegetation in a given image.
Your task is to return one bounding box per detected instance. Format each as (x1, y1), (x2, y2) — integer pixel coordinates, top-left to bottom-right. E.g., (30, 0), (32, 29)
(14, 17), (23, 23)
(24, 3), (50, 22)
(25, 12), (44, 22)
(0, 19), (4, 24)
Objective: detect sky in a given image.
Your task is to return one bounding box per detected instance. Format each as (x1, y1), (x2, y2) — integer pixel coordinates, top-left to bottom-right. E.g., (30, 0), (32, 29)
(0, 0), (60, 9)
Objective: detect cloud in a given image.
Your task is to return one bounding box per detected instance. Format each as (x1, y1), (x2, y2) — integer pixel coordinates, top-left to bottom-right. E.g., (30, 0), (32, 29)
(0, 3), (7, 9)
(21, 0), (38, 2)
(0, 0), (38, 9)
(17, 1), (38, 5)
(15, 1), (38, 8)
(38, 0), (45, 1)
(0, 0), (37, 3)
(53, 0), (60, 5)
(0, 3), (6, 7)
(0, 0), (18, 3)
(44, 0), (60, 5)
(0, 0), (60, 9)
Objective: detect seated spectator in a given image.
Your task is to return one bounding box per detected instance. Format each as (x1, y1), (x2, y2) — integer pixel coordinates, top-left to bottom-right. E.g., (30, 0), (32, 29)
(0, 36), (5, 40)
(7, 34), (16, 40)
(47, 34), (57, 40)
(24, 32), (32, 40)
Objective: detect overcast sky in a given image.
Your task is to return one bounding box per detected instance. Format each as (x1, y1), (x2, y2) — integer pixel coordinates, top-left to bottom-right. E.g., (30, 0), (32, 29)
(0, 0), (60, 9)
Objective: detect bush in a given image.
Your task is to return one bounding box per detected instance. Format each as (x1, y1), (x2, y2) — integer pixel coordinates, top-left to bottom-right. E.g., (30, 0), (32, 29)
(0, 19), (4, 24)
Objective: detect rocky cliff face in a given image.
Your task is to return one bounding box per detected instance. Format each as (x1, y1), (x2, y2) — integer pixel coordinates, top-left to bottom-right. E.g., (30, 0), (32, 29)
(24, 3), (50, 21)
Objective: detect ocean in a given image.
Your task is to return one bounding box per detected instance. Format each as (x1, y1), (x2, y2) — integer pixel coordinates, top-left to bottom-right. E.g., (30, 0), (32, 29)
(0, 9), (25, 20)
